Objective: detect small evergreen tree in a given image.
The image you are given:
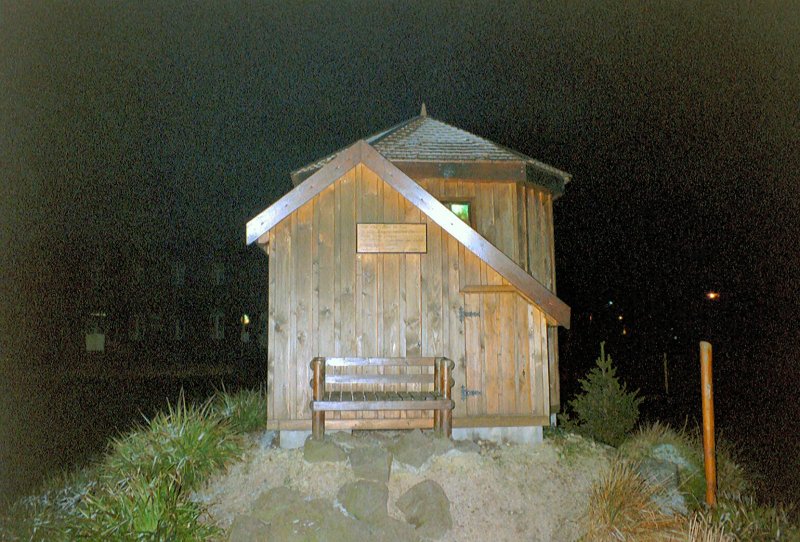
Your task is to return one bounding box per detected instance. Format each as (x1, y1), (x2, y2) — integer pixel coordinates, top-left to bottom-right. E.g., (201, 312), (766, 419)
(565, 342), (643, 446)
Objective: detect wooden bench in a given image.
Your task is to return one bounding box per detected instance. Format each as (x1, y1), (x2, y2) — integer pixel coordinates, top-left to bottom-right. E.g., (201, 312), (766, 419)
(309, 357), (455, 439)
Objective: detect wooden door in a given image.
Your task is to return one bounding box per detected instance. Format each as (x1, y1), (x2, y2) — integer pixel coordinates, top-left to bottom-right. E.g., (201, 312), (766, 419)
(463, 292), (537, 417)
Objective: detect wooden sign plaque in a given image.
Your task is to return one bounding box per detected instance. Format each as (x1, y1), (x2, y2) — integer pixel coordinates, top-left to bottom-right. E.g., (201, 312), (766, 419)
(357, 223), (427, 253)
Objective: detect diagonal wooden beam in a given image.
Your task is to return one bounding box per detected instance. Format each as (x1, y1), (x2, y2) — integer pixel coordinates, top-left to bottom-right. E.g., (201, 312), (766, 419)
(360, 144), (571, 328)
(246, 141), (366, 244)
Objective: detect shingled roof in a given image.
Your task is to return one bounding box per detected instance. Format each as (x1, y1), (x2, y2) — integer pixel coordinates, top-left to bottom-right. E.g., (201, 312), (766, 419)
(290, 108), (571, 189)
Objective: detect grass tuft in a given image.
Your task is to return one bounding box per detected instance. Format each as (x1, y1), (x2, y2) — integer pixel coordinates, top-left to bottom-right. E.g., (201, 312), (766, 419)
(2, 390), (241, 540)
(618, 422), (707, 509)
(584, 460), (685, 541)
(102, 391), (241, 492)
(209, 386), (268, 434)
(71, 473), (219, 541)
(703, 493), (800, 541)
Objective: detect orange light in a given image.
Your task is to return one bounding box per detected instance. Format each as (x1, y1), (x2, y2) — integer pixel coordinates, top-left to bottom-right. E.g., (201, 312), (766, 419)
(706, 292), (720, 300)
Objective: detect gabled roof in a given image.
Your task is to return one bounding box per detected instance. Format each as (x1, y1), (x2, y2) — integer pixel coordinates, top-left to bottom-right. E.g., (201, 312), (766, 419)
(246, 140), (571, 328)
(290, 111), (571, 190)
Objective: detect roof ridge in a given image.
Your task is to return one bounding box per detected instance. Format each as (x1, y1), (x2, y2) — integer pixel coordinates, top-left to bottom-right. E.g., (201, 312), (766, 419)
(366, 115), (423, 146)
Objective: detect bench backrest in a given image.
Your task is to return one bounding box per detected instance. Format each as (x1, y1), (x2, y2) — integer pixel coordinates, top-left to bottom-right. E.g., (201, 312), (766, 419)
(312, 357), (446, 390)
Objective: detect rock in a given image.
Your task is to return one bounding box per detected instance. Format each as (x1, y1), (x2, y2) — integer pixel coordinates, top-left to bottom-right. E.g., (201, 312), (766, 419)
(349, 444), (393, 481)
(636, 457), (687, 515)
(251, 486), (306, 523)
(368, 515), (421, 542)
(304, 437), (348, 463)
(248, 490), (373, 542)
(255, 430), (277, 450)
(228, 514), (268, 542)
(314, 509), (373, 542)
(453, 438), (481, 454)
(651, 443), (706, 507)
(330, 431), (361, 451)
(396, 480), (452, 540)
(337, 480), (389, 522)
(391, 430), (454, 468)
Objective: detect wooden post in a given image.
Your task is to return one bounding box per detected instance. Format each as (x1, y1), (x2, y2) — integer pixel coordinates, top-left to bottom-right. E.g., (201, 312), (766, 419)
(700, 342), (717, 507)
(442, 358), (453, 438)
(311, 358), (325, 440)
(433, 358), (442, 435)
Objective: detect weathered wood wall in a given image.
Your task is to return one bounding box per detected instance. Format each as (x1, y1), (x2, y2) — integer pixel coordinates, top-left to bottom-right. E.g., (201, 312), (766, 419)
(264, 164), (559, 429)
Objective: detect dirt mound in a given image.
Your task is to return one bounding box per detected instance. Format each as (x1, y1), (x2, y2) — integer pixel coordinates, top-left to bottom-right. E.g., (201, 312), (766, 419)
(193, 431), (612, 542)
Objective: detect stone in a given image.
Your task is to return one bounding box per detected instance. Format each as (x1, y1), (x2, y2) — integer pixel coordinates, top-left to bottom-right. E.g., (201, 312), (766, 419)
(390, 430), (431, 467)
(368, 515), (421, 542)
(391, 430), (453, 468)
(452, 426), (543, 445)
(248, 491), (373, 542)
(453, 438), (481, 454)
(304, 437), (348, 463)
(349, 444), (393, 482)
(255, 430), (277, 450)
(330, 431), (360, 451)
(227, 514), (268, 542)
(396, 480), (452, 540)
(336, 480), (389, 522)
(314, 510), (373, 542)
(651, 443), (706, 507)
(251, 486), (306, 523)
(636, 457), (687, 515)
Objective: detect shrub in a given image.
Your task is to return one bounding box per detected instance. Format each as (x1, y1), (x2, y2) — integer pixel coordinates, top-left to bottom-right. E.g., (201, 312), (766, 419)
(1, 392), (238, 541)
(71, 474), (219, 541)
(584, 460), (685, 541)
(704, 494), (800, 541)
(210, 386), (268, 434)
(563, 342), (643, 446)
(102, 392), (241, 492)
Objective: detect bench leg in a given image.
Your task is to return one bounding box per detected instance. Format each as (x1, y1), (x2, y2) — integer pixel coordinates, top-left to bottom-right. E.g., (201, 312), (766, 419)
(312, 411), (325, 440)
(443, 409), (452, 438)
(433, 409), (441, 435)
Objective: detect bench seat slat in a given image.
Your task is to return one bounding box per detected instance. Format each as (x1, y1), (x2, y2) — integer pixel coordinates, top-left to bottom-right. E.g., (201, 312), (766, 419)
(325, 374), (433, 385)
(313, 399), (453, 412)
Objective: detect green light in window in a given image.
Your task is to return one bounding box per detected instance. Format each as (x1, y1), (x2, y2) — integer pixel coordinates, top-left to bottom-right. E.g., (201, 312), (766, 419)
(449, 203), (470, 223)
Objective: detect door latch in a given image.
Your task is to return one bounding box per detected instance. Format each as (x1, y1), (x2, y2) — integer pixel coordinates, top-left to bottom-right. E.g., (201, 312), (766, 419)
(458, 307), (480, 323)
(461, 385), (482, 400)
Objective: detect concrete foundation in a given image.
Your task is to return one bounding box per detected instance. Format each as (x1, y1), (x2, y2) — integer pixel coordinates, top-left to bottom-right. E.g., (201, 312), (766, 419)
(451, 426), (543, 445)
(278, 430), (312, 449)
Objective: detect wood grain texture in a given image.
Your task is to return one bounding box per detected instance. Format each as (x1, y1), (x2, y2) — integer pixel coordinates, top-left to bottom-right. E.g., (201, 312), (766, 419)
(260, 142), (563, 425)
(360, 147), (569, 327)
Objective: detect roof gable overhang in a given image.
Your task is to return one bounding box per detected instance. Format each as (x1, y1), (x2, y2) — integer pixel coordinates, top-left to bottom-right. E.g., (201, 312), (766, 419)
(246, 140), (571, 328)
(291, 158), (567, 197)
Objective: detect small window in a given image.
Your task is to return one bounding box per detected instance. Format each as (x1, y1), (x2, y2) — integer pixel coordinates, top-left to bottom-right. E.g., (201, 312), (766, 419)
(173, 261), (186, 287)
(212, 262), (225, 285)
(211, 311), (225, 341)
(444, 202), (471, 225)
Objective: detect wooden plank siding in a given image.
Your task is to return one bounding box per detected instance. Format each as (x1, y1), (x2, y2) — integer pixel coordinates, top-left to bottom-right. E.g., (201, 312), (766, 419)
(265, 167), (557, 426)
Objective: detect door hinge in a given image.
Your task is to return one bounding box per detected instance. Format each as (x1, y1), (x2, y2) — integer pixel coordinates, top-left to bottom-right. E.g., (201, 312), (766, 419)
(458, 307), (480, 323)
(461, 385), (482, 400)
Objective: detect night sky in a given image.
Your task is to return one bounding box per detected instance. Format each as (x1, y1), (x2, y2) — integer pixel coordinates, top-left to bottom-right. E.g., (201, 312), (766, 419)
(2, 2), (799, 502)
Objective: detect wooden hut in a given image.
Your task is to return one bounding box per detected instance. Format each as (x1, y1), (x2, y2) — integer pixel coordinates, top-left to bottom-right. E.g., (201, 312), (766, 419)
(246, 108), (571, 443)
